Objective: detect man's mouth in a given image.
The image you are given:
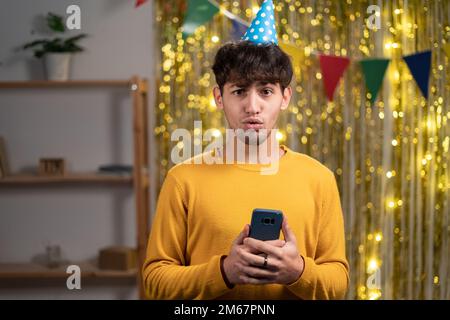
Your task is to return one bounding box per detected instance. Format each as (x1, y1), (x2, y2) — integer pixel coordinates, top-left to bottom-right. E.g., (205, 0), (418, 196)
(242, 118), (264, 130)
(243, 123), (264, 130)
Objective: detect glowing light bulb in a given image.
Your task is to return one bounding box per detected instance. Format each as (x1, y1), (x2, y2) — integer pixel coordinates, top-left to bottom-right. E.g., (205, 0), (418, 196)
(367, 258), (379, 273)
(368, 291), (381, 300)
(276, 131), (284, 141)
(212, 129), (221, 138)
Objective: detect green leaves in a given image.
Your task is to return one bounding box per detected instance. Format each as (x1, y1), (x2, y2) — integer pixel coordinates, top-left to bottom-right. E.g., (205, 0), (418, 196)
(22, 36), (88, 58)
(22, 12), (88, 58)
(46, 13), (65, 33)
(22, 40), (49, 50)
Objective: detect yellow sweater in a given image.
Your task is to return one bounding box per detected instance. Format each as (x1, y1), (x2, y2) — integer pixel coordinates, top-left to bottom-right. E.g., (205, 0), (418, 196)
(143, 145), (349, 299)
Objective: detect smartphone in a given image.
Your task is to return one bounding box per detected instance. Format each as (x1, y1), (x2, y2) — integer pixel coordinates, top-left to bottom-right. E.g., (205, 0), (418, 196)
(249, 208), (283, 241)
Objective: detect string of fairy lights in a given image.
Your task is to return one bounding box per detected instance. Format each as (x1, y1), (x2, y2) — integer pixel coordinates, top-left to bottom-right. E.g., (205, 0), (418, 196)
(153, 0), (450, 299)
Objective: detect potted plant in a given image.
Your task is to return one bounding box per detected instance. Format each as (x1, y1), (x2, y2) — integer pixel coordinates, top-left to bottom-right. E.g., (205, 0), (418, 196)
(22, 12), (88, 81)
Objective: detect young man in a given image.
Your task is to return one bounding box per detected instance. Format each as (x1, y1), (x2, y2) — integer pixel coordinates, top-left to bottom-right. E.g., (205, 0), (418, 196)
(143, 0), (348, 300)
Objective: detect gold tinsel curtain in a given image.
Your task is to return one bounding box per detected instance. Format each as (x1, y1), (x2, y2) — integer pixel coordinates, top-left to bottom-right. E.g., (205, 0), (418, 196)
(153, 0), (450, 299)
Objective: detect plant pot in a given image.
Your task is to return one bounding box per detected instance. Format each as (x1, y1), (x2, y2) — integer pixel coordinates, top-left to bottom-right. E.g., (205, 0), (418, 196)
(44, 53), (72, 81)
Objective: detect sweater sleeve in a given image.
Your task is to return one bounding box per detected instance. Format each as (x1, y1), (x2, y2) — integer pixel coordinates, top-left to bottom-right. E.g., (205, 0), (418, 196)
(142, 171), (231, 299)
(286, 170), (349, 299)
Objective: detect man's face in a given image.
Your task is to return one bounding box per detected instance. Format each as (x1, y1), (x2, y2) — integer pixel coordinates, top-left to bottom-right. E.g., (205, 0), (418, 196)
(213, 81), (292, 145)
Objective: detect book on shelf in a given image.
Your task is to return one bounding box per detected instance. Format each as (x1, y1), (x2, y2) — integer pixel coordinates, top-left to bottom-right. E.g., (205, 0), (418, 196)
(97, 164), (133, 176)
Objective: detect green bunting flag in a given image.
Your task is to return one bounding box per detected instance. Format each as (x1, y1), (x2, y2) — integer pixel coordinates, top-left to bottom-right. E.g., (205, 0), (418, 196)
(182, 0), (219, 39)
(359, 59), (390, 104)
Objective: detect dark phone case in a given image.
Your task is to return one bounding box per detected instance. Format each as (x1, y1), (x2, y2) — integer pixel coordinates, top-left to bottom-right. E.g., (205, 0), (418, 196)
(249, 208), (283, 241)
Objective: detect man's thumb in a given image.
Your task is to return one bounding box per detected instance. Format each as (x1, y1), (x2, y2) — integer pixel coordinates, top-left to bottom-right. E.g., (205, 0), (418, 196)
(234, 224), (249, 245)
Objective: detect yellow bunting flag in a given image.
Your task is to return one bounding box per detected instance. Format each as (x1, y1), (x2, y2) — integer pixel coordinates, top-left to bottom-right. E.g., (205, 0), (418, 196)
(444, 43), (450, 58)
(279, 42), (304, 78)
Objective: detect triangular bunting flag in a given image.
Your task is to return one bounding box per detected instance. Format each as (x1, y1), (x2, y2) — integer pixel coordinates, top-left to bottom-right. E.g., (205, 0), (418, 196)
(242, 0), (278, 45)
(360, 58), (390, 103)
(318, 55), (350, 101)
(403, 50), (432, 99)
(444, 44), (450, 58)
(135, 0), (148, 8)
(279, 42), (304, 75)
(182, 0), (219, 38)
(230, 19), (248, 41)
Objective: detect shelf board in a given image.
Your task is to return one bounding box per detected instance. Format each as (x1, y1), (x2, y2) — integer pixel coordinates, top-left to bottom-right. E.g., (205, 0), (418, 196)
(0, 80), (134, 89)
(0, 262), (136, 280)
(0, 173), (133, 185)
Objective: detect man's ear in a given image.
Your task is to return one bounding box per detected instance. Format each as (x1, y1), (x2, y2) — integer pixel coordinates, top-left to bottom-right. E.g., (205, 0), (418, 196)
(280, 86), (292, 111)
(213, 86), (223, 110)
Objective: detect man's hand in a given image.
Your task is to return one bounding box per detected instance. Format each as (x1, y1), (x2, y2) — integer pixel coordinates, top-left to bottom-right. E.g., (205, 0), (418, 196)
(223, 217), (304, 286)
(222, 224), (285, 286)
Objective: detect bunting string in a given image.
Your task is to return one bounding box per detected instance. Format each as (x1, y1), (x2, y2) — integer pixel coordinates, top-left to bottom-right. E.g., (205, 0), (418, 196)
(182, 0), (435, 103)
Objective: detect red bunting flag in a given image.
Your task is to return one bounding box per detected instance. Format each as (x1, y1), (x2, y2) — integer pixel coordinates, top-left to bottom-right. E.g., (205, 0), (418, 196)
(319, 55), (351, 101)
(135, 0), (148, 8)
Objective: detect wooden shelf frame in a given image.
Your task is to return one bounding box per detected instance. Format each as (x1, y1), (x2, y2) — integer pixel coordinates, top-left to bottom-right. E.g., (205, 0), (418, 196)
(0, 76), (150, 298)
(0, 173), (133, 185)
(0, 80), (134, 89)
(0, 262), (137, 280)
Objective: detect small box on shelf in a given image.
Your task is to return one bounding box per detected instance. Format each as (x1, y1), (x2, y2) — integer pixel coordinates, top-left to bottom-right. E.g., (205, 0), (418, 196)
(39, 158), (66, 176)
(98, 246), (137, 271)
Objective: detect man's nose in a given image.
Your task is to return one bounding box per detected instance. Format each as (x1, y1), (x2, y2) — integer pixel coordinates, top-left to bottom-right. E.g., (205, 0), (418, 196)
(244, 90), (261, 114)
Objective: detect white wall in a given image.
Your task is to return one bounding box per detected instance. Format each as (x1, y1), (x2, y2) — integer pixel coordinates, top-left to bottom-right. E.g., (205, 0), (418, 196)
(0, 0), (156, 299)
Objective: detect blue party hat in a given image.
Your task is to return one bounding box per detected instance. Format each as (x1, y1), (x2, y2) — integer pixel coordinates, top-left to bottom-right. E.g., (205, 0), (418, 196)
(242, 0), (278, 45)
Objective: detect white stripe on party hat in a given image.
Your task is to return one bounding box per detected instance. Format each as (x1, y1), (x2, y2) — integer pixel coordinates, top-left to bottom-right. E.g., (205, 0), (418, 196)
(242, 0), (278, 45)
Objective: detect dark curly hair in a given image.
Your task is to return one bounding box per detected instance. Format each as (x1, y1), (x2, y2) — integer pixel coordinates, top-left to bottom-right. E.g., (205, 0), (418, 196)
(212, 40), (293, 94)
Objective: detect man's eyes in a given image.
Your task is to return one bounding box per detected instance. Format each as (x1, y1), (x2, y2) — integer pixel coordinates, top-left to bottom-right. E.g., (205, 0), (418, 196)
(231, 88), (273, 96)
